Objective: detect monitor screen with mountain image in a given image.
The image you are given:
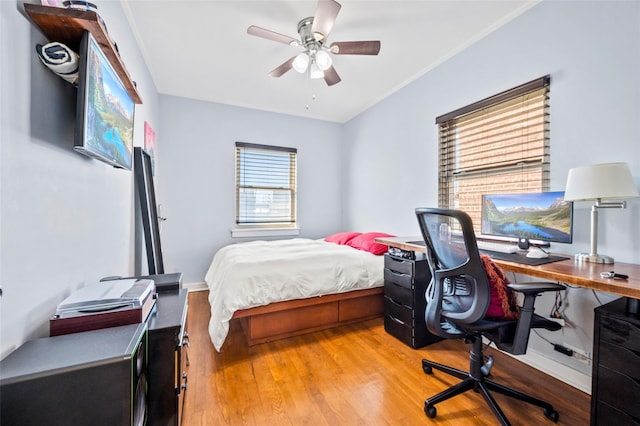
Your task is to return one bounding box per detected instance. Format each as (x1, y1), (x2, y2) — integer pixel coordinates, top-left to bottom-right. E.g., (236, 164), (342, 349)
(481, 191), (573, 246)
(74, 31), (135, 170)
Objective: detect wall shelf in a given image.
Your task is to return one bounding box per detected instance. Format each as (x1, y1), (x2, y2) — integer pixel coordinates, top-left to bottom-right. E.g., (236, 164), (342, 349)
(24, 3), (143, 104)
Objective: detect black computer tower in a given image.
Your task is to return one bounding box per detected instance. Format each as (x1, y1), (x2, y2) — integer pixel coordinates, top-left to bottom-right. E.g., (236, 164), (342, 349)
(0, 323), (147, 426)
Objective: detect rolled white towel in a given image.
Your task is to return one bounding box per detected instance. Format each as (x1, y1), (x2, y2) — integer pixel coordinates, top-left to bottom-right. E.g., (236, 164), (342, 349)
(35, 42), (79, 85)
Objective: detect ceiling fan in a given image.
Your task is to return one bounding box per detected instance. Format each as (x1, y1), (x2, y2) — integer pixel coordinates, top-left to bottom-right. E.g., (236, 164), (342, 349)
(247, 0), (381, 86)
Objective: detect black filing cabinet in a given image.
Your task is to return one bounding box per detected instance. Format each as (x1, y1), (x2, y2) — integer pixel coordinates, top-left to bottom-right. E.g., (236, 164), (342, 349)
(383, 253), (441, 348)
(591, 297), (640, 425)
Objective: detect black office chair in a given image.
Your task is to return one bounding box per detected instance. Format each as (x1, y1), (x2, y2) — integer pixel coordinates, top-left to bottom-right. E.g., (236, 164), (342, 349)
(415, 208), (565, 426)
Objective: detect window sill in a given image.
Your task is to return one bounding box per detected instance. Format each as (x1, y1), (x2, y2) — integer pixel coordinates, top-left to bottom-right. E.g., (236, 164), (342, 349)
(231, 227), (300, 238)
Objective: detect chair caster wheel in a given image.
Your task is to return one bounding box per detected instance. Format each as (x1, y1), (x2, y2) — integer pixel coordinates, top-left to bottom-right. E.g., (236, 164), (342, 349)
(424, 403), (437, 418)
(422, 360), (433, 374)
(544, 407), (559, 422)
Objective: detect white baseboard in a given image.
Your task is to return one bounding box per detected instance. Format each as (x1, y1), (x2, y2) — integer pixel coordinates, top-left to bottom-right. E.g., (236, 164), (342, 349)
(183, 281), (207, 292)
(507, 348), (592, 394)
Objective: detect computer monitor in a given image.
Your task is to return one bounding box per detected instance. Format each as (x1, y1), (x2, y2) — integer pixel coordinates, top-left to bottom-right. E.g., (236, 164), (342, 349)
(481, 191), (573, 246)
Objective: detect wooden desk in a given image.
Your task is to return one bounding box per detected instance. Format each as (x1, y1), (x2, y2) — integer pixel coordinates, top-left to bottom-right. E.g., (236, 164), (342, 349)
(377, 236), (640, 300)
(379, 236), (640, 422)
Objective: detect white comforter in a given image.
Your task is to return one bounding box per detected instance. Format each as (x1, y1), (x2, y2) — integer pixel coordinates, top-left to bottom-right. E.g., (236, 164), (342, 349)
(205, 238), (384, 351)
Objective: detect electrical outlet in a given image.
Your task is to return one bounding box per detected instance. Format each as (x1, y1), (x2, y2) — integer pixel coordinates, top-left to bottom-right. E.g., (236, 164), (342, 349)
(562, 342), (591, 361)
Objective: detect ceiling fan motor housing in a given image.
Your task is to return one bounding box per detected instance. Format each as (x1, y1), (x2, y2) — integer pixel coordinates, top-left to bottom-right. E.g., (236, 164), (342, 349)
(298, 17), (322, 52)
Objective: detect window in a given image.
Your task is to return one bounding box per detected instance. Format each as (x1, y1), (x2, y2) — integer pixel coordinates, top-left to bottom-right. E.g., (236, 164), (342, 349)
(436, 76), (550, 232)
(235, 142), (297, 230)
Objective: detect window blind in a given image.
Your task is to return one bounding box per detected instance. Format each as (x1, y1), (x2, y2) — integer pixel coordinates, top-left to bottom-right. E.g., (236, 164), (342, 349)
(235, 142), (297, 226)
(436, 76), (550, 231)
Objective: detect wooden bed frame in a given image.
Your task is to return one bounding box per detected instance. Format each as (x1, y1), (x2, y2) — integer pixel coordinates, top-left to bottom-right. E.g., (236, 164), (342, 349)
(232, 287), (384, 346)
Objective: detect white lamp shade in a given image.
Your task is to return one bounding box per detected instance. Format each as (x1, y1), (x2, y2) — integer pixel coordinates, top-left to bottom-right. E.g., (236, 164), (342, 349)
(309, 61), (324, 79)
(564, 162), (639, 201)
(315, 50), (332, 71)
(292, 53), (309, 73)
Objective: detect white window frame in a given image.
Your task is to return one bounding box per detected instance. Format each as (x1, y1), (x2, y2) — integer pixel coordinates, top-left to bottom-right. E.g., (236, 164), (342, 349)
(232, 142), (299, 238)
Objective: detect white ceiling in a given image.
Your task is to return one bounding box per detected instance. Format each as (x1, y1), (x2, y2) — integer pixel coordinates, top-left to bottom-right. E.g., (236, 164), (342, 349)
(121, 0), (538, 123)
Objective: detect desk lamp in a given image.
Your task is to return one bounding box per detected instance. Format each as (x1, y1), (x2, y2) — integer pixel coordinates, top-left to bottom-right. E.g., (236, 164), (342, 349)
(564, 162), (639, 263)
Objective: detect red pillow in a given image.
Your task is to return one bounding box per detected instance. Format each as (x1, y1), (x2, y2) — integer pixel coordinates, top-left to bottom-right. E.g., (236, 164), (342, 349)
(324, 232), (362, 245)
(347, 232), (395, 255)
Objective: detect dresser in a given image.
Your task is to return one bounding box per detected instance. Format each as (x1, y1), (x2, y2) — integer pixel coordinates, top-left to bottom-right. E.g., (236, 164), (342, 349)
(1, 282), (189, 426)
(383, 253), (441, 348)
(591, 297), (640, 425)
(148, 289), (189, 426)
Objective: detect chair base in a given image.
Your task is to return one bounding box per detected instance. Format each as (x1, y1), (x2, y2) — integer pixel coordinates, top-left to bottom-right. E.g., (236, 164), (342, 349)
(421, 337), (559, 426)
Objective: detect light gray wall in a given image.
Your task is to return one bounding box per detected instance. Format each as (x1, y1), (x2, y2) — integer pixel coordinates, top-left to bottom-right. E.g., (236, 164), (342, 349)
(342, 0), (640, 387)
(156, 96), (343, 284)
(0, 0), (159, 358)
(344, 0), (640, 254)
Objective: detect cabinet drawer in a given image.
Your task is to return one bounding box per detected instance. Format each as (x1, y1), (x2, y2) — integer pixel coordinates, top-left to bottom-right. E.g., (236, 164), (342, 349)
(384, 255), (415, 275)
(384, 313), (413, 345)
(599, 340), (640, 380)
(598, 365), (640, 419)
(384, 268), (413, 289)
(594, 401), (640, 426)
(384, 296), (413, 325)
(384, 280), (413, 307)
(600, 315), (640, 353)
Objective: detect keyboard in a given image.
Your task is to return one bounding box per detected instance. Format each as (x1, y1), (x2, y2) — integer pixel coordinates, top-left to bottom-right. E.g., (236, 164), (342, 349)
(476, 240), (518, 253)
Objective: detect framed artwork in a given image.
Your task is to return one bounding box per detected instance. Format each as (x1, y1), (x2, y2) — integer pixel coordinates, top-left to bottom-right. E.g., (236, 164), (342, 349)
(144, 121), (156, 175)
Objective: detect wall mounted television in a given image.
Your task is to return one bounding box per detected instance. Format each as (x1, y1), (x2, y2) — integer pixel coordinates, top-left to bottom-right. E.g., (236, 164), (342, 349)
(74, 31), (135, 169)
(481, 191), (573, 246)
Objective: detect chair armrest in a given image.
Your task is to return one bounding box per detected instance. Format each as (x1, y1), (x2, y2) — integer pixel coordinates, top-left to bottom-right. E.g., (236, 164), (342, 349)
(508, 282), (565, 295)
(496, 282), (564, 355)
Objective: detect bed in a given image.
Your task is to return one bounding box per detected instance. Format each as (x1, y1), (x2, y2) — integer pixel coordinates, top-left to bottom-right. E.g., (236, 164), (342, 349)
(204, 237), (387, 351)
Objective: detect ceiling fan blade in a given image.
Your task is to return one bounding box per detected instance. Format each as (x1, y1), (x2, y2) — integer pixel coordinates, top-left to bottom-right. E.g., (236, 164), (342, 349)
(311, 0), (342, 42)
(268, 57), (296, 78)
(323, 66), (341, 86)
(330, 41), (381, 55)
(247, 25), (299, 46)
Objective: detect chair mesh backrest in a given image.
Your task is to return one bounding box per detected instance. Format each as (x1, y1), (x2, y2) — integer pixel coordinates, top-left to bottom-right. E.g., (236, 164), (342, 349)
(416, 208), (492, 337)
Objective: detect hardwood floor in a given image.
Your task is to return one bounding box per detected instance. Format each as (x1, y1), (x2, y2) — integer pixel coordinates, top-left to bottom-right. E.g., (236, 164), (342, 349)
(182, 291), (590, 425)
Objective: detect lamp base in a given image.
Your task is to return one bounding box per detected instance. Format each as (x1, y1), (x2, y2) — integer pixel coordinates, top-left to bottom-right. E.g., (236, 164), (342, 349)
(574, 253), (614, 264)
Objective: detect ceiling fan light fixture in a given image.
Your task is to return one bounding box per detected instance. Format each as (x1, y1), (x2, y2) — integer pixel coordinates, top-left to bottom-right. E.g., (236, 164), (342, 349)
(315, 50), (332, 71)
(309, 61), (324, 79)
(292, 53), (310, 73)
